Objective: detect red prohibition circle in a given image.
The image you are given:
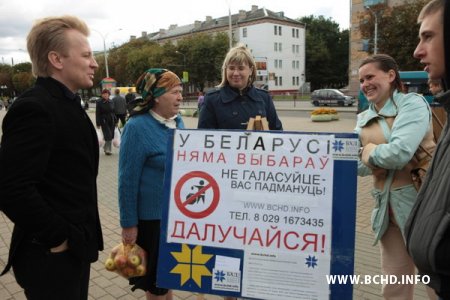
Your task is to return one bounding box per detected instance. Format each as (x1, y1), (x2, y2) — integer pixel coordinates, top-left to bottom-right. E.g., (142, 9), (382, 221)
(174, 171), (220, 219)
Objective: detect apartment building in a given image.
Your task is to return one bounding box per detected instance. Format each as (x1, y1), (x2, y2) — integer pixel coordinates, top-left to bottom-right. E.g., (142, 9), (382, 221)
(142, 5), (305, 93)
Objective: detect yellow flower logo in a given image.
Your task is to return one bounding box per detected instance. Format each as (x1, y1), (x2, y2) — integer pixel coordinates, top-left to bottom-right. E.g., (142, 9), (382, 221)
(170, 244), (213, 287)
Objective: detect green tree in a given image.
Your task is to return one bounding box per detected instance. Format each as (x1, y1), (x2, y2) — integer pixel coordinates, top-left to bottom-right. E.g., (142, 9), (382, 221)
(359, 0), (429, 70)
(176, 32), (229, 92)
(0, 64), (14, 97)
(299, 16), (349, 91)
(12, 62), (34, 95)
(0, 63), (33, 96)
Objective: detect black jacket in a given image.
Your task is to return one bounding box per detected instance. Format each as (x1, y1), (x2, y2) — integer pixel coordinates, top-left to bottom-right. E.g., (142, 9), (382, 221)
(0, 77), (103, 274)
(96, 98), (116, 141)
(405, 1), (450, 297)
(198, 85), (283, 130)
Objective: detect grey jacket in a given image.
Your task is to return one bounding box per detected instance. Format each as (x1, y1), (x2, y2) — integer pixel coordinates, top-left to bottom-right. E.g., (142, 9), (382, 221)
(112, 95), (127, 114)
(405, 1), (450, 296)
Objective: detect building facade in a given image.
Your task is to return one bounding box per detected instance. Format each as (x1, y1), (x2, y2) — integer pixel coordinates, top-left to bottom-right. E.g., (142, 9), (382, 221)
(349, 0), (409, 97)
(143, 5), (305, 93)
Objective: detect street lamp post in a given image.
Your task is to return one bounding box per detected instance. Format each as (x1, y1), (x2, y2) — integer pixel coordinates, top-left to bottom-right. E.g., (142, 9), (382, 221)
(365, 6), (378, 54)
(226, 0), (233, 49)
(93, 29), (122, 78)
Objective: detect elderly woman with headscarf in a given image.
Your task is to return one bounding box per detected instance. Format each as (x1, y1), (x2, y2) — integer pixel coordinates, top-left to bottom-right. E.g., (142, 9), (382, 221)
(118, 68), (183, 300)
(198, 44), (282, 131)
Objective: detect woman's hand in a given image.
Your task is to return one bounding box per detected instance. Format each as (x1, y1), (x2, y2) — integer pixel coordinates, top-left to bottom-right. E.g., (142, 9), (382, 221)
(361, 143), (377, 168)
(122, 226), (138, 245)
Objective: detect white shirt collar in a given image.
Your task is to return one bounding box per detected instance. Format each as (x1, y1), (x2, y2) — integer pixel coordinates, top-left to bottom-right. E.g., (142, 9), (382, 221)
(149, 110), (177, 129)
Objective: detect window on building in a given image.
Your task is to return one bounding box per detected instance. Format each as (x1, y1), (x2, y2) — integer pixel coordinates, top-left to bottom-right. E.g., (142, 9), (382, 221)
(296, 76), (299, 85)
(278, 26), (282, 36)
(292, 61), (295, 69)
(274, 43), (278, 51)
(362, 39), (369, 52)
(243, 28), (247, 38)
(292, 44), (295, 53)
(292, 77), (296, 85)
(292, 28), (295, 37)
(274, 25), (277, 35)
(364, 0), (384, 6)
(279, 76), (283, 86)
(296, 45), (299, 53)
(274, 59), (278, 68)
(279, 60), (282, 68)
(296, 29), (299, 38)
(279, 43), (282, 51)
(275, 76), (278, 86)
(296, 61), (299, 69)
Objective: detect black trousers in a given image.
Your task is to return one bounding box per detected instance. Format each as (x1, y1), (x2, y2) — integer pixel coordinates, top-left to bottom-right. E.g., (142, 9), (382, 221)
(12, 240), (90, 300)
(115, 114), (127, 127)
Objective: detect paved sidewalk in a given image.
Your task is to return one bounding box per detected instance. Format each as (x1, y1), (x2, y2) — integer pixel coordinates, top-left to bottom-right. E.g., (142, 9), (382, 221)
(0, 109), (430, 299)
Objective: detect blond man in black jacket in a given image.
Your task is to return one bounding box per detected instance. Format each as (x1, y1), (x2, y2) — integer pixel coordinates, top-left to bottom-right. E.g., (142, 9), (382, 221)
(0, 15), (103, 300)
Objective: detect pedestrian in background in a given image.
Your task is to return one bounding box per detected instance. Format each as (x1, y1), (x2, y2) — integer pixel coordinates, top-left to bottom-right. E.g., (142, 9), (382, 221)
(125, 87), (136, 104)
(405, 0), (450, 298)
(126, 87), (137, 114)
(0, 15), (103, 300)
(112, 88), (127, 127)
(197, 91), (204, 108)
(356, 54), (436, 300)
(118, 68), (184, 300)
(428, 78), (444, 96)
(96, 89), (116, 155)
(198, 44), (282, 130)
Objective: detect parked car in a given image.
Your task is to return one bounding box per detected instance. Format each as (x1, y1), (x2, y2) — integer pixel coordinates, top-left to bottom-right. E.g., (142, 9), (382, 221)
(310, 89), (355, 107)
(89, 96), (100, 103)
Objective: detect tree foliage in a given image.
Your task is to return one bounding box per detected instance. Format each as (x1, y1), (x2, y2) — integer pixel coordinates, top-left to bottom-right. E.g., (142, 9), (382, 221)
(299, 16), (349, 91)
(0, 62), (34, 97)
(97, 33), (229, 94)
(359, 0), (429, 71)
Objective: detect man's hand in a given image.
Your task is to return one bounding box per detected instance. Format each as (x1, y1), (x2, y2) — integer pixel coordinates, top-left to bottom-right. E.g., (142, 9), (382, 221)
(50, 239), (69, 253)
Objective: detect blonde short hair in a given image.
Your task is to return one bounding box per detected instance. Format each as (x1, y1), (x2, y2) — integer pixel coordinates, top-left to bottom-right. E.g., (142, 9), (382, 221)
(27, 15), (90, 77)
(417, 0), (445, 23)
(219, 44), (257, 88)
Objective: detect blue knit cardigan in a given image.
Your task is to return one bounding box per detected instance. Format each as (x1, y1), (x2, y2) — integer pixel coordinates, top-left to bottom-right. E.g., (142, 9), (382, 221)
(118, 113), (184, 228)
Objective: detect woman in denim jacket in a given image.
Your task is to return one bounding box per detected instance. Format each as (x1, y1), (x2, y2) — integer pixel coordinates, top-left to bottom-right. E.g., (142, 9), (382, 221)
(355, 54), (436, 299)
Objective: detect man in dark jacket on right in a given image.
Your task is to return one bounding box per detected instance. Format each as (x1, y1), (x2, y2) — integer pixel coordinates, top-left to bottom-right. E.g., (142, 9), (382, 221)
(405, 0), (450, 299)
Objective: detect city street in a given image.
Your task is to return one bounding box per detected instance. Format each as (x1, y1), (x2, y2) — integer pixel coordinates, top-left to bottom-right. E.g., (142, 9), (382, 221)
(0, 108), (431, 300)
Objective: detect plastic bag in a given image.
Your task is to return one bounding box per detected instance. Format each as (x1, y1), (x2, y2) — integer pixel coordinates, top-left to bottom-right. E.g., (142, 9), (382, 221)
(112, 127), (121, 148)
(104, 243), (147, 279)
(97, 129), (105, 148)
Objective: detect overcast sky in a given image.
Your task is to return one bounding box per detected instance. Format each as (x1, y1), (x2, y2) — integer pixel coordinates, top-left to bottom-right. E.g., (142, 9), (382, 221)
(0, 0), (350, 65)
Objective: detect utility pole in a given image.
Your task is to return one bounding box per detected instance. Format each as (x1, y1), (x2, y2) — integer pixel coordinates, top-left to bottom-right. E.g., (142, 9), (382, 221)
(365, 6), (378, 54)
(92, 29), (122, 78)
